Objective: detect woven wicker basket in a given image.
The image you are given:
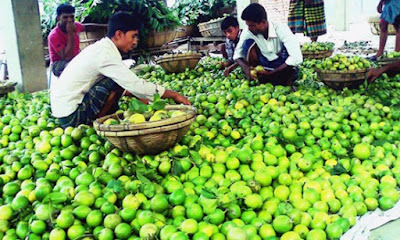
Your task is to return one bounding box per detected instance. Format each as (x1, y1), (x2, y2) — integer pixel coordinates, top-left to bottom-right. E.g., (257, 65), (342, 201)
(146, 30), (177, 48)
(369, 16), (396, 35)
(94, 105), (196, 155)
(302, 50), (333, 60)
(0, 82), (17, 96)
(198, 18), (225, 37)
(377, 57), (400, 67)
(156, 53), (202, 73)
(316, 69), (367, 90)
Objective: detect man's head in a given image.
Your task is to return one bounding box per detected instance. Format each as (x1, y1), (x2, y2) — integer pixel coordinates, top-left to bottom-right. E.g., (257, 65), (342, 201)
(241, 3), (268, 35)
(107, 12), (141, 53)
(221, 16), (240, 41)
(56, 4), (75, 27)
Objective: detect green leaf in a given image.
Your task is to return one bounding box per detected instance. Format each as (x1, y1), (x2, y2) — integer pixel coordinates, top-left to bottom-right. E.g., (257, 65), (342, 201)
(129, 98), (148, 114)
(171, 161), (183, 176)
(329, 163), (348, 175)
(106, 179), (124, 193)
(201, 189), (216, 199)
(136, 171), (152, 185)
(42, 192), (68, 204)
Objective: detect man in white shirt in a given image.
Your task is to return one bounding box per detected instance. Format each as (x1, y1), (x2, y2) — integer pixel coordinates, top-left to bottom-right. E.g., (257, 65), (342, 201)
(50, 12), (190, 128)
(234, 3), (303, 89)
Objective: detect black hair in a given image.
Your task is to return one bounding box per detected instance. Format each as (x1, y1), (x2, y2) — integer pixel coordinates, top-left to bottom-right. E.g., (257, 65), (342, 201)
(107, 12), (141, 38)
(221, 16), (239, 31)
(241, 3), (267, 23)
(56, 4), (75, 16)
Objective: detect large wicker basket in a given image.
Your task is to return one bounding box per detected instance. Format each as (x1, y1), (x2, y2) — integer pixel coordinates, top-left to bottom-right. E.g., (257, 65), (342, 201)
(0, 82), (17, 97)
(175, 25), (196, 39)
(369, 16), (396, 35)
(316, 69), (368, 90)
(156, 53), (202, 73)
(94, 105), (196, 155)
(198, 18), (225, 37)
(302, 50), (333, 59)
(377, 57), (400, 67)
(145, 30), (177, 48)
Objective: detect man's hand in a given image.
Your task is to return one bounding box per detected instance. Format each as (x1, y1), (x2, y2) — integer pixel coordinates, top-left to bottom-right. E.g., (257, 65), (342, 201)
(257, 69), (275, 79)
(66, 22), (76, 34)
(224, 66), (233, 77)
(172, 93), (191, 105)
(243, 65), (254, 79)
(367, 68), (383, 84)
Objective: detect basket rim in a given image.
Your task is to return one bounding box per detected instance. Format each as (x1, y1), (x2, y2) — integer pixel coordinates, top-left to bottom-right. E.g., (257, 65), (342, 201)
(93, 105), (196, 132)
(377, 57), (400, 62)
(315, 68), (368, 74)
(96, 117), (195, 137)
(198, 17), (225, 27)
(156, 53), (202, 62)
(302, 49), (334, 55)
(156, 57), (202, 65)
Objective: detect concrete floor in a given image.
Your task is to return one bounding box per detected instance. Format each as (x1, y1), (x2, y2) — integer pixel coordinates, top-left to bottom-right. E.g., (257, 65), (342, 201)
(369, 219), (400, 240)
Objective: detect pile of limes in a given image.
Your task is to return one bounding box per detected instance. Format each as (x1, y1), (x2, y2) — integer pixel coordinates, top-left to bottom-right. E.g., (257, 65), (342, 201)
(0, 57), (400, 240)
(316, 54), (371, 71)
(301, 42), (334, 52)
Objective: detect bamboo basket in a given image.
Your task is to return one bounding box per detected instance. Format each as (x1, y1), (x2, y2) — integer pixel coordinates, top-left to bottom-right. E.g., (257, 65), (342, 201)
(377, 57), (400, 67)
(0, 82), (17, 96)
(94, 105), (196, 155)
(198, 18), (225, 37)
(302, 50), (333, 59)
(368, 16), (396, 35)
(79, 24), (107, 49)
(146, 30), (177, 48)
(175, 25), (196, 39)
(156, 53), (202, 73)
(316, 69), (367, 90)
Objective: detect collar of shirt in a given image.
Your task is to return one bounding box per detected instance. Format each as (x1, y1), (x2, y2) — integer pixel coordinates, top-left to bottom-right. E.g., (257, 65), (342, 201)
(268, 22), (277, 38)
(104, 37), (122, 60)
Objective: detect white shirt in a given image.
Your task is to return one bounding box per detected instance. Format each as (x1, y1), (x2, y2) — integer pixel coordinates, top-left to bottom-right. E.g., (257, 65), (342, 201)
(233, 21), (303, 67)
(50, 37), (165, 118)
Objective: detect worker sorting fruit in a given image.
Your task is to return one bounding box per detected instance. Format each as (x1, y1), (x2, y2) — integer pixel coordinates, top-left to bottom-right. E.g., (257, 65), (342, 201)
(233, 3), (303, 90)
(50, 12), (190, 128)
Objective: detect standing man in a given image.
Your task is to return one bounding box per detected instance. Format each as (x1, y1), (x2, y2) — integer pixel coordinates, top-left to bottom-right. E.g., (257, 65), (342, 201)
(50, 12), (190, 128)
(373, 0), (400, 59)
(234, 3), (303, 89)
(48, 4), (84, 77)
(288, 0), (327, 42)
(220, 16), (242, 76)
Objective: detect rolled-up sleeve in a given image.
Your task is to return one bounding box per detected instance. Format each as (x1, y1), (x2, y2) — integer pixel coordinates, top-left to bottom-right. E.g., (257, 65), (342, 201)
(99, 56), (165, 101)
(275, 24), (303, 66)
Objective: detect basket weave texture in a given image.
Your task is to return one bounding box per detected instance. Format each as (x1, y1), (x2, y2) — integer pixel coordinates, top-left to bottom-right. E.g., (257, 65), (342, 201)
(146, 30), (177, 48)
(316, 69), (367, 90)
(94, 105), (196, 155)
(369, 16), (396, 35)
(156, 53), (202, 73)
(302, 50), (333, 59)
(377, 57), (400, 67)
(198, 18), (225, 37)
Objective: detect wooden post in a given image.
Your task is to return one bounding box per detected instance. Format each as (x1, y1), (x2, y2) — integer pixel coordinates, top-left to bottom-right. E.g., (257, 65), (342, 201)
(0, 0), (47, 92)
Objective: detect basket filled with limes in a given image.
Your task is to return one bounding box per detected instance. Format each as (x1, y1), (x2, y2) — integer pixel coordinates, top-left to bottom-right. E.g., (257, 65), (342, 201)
(94, 95), (196, 155)
(156, 52), (202, 73)
(377, 51), (400, 67)
(315, 55), (371, 90)
(301, 42), (334, 59)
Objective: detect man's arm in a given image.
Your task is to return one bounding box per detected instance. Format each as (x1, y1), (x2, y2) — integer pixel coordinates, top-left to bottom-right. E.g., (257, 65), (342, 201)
(367, 60), (400, 83)
(236, 58), (253, 79)
(100, 57), (190, 105)
(275, 23), (303, 70)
